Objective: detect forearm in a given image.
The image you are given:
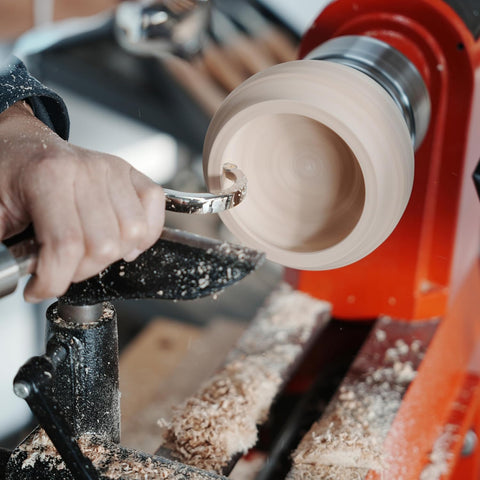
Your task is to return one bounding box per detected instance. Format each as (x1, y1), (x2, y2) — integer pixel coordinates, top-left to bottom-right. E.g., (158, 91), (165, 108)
(1, 99), (33, 117)
(0, 62), (165, 303)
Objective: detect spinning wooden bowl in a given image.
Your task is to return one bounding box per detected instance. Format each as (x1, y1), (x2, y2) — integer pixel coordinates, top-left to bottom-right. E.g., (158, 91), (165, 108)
(203, 60), (415, 270)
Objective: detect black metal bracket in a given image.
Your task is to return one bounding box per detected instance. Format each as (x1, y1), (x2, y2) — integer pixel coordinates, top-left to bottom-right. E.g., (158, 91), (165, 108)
(7, 303), (120, 480)
(5, 302), (230, 480)
(13, 345), (100, 480)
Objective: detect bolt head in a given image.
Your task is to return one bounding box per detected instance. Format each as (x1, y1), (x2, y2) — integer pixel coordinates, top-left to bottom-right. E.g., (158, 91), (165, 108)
(14, 381), (31, 399)
(462, 430), (478, 457)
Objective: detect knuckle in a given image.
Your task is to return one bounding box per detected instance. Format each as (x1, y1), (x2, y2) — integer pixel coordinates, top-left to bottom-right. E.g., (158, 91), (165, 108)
(25, 152), (77, 187)
(91, 156), (111, 171)
(93, 154), (124, 173)
(141, 184), (165, 207)
(57, 231), (84, 258)
(122, 218), (147, 245)
(34, 151), (67, 171)
(106, 154), (125, 166)
(89, 236), (121, 264)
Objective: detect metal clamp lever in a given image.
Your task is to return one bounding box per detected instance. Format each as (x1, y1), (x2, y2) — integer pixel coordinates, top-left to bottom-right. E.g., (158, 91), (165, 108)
(13, 344), (100, 480)
(164, 163), (247, 214)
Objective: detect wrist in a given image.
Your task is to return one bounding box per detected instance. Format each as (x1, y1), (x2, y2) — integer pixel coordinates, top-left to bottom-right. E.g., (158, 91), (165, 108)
(11, 100), (34, 116)
(0, 100), (35, 120)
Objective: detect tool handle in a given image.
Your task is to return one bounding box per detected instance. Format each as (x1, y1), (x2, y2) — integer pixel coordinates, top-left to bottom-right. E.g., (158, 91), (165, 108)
(0, 239), (37, 298)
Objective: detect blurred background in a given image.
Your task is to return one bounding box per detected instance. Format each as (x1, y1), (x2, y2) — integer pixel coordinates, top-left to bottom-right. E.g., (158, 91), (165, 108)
(0, 0), (329, 450)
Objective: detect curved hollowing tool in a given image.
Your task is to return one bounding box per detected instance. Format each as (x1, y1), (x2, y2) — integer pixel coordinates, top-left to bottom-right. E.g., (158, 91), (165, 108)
(0, 164), (262, 305)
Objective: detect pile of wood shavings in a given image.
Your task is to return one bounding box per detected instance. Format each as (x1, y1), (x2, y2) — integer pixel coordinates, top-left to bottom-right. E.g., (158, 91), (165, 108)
(160, 284), (331, 473)
(13, 430), (223, 479)
(293, 465), (369, 480)
(288, 326), (422, 480)
(14, 429), (66, 472)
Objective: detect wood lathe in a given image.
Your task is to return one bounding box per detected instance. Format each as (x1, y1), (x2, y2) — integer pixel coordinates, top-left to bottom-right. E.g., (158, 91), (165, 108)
(200, 1), (480, 478)
(2, 1), (480, 479)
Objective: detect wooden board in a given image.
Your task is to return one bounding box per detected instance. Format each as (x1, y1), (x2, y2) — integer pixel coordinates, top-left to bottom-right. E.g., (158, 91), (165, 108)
(119, 318), (203, 427)
(119, 317), (245, 454)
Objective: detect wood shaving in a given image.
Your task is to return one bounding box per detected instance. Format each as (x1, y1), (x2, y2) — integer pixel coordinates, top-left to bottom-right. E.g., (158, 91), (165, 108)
(11, 429), (225, 479)
(160, 284), (331, 473)
(12, 429), (66, 472)
(420, 425), (458, 480)
(289, 465), (369, 480)
(288, 319), (426, 479)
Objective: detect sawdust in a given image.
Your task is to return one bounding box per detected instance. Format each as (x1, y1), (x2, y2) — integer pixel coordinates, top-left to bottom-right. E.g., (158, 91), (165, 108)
(419, 425), (458, 480)
(288, 320), (424, 480)
(51, 303), (115, 327)
(160, 284), (331, 473)
(375, 329), (387, 342)
(292, 465), (370, 480)
(12, 429), (224, 479)
(161, 359), (281, 472)
(13, 429), (66, 472)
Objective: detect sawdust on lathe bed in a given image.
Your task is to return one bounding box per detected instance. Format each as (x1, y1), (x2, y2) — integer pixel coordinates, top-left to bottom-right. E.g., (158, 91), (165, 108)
(288, 321), (423, 479)
(419, 424), (459, 480)
(13, 429), (224, 480)
(160, 284), (331, 473)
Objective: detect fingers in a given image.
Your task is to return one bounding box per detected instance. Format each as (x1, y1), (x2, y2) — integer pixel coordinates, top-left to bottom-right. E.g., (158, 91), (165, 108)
(20, 148), (165, 302)
(72, 159), (164, 281)
(71, 156), (165, 282)
(70, 158), (123, 282)
(129, 169), (166, 254)
(106, 165), (149, 262)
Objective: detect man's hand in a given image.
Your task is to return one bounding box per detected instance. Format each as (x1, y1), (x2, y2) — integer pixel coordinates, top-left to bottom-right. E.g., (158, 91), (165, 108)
(0, 101), (165, 302)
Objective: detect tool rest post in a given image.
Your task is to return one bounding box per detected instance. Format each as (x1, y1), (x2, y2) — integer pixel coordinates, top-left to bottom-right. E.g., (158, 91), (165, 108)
(46, 302), (121, 443)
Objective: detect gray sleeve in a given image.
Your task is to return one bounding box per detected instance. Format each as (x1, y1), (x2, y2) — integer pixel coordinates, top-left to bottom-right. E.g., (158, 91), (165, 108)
(0, 56), (69, 139)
